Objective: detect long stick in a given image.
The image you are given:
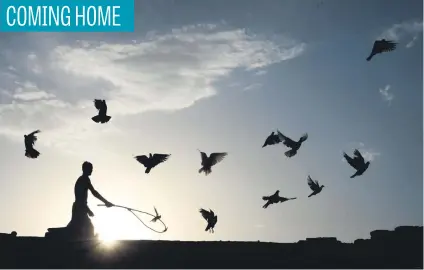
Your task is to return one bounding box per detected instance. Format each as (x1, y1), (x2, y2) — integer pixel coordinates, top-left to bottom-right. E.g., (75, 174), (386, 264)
(97, 204), (168, 234)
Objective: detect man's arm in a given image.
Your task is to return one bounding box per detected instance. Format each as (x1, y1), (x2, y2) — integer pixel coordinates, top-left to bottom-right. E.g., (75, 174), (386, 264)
(87, 179), (114, 207)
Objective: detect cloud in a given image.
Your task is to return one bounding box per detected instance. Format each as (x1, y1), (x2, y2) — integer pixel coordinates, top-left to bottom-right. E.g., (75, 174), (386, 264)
(243, 83), (262, 92)
(379, 19), (423, 48)
(406, 36), (419, 48)
(379, 84), (394, 105)
(254, 70), (267, 76)
(0, 24), (306, 153)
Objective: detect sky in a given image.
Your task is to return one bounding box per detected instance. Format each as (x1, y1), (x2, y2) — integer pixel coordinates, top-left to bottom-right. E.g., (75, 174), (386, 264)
(0, 0), (422, 243)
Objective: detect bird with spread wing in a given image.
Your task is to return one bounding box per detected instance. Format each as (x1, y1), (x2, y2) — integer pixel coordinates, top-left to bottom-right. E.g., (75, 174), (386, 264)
(366, 39), (397, 61)
(262, 131), (282, 148)
(277, 130), (308, 158)
(151, 206), (162, 222)
(199, 208), (218, 233)
(197, 150), (228, 175)
(262, 190), (296, 209)
(134, 153), (171, 174)
(91, 99), (112, 124)
(24, 130), (41, 159)
(343, 149), (370, 178)
(307, 175), (325, 198)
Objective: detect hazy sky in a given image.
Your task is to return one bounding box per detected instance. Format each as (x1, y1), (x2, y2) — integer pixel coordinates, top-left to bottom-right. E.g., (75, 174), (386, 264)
(0, 0), (422, 243)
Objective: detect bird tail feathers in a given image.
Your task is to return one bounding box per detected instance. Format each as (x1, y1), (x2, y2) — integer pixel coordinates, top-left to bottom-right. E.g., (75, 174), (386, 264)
(350, 172), (359, 178)
(262, 196), (270, 201)
(92, 115), (111, 124)
(145, 167), (151, 174)
(285, 149), (297, 158)
(25, 148), (40, 159)
(199, 167), (211, 175)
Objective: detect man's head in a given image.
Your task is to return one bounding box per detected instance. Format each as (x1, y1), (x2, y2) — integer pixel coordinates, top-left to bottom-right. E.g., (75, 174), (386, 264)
(82, 161), (93, 176)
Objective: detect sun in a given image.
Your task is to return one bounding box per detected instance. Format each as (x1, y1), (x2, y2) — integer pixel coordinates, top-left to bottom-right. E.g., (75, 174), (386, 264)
(92, 207), (151, 241)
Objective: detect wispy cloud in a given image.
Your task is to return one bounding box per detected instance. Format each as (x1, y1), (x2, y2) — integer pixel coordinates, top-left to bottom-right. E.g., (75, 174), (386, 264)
(254, 70), (267, 76)
(0, 23), (306, 153)
(379, 19), (423, 48)
(243, 83), (262, 92)
(379, 84), (394, 105)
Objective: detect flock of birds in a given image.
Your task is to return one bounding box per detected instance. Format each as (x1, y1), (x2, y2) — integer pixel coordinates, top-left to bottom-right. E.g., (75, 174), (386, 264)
(21, 38), (397, 234)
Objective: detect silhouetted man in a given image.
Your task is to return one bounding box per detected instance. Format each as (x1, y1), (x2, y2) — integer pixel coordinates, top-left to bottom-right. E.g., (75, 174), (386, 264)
(67, 161), (114, 240)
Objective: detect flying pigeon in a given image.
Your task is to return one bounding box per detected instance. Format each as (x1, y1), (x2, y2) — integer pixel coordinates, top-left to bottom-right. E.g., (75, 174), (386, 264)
(151, 206), (162, 222)
(24, 130), (41, 159)
(343, 149), (370, 178)
(91, 99), (112, 124)
(307, 175), (324, 198)
(277, 130), (308, 157)
(366, 39), (397, 61)
(198, 150), (227, 175)
(262, 131), (282, 148)
(262, 190), (296, 209)
(199, 208), (218, 233)
(134, 153), (171, 174)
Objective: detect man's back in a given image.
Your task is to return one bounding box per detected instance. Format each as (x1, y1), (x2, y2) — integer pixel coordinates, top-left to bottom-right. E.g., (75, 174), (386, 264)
(74, 175), (89, 204)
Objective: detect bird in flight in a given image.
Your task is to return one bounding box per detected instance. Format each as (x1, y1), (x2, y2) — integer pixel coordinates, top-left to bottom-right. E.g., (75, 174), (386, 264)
(307, 175), (324, 198)
(91, 99), (112, 124)
(366, 39), (397, 61)
(198, 150), (228, 175)
(199, 208), (218, 233)
(277, 130), (308, 158)
(24, 130), (41, 159)
(262, 131), (282, 148)
(343, 149), (370, 178)
(262, 190), (296, 209)
(151, 206), (162, 222)
(134, 153), (171, 174)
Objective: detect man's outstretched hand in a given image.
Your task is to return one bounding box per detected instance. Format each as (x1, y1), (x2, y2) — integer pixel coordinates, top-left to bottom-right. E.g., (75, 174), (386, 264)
(105, 201), (114, 208)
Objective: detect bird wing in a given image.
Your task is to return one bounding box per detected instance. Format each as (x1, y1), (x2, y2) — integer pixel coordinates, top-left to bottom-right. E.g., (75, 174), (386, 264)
(307, 175), (318, 191)
(29, 130), (41, 136)
(343, 152), (358, 169)
(277, 130), (296, 148)
(264, 133), (282, 146)
(376, 39), (397, 52)
(151, 154), (170, 166)
(209, 152), (228, 166)
(154, 207), (159, 216)
(199, 208), (211, 221)
(299, 133), (308, 143)
(353, 149), (365, 164)
(134, 155), (149, 166)
(212, 215), (217, 226)
(199, 151), (208, 165)
(94, 99), (108, 114)
(26, 130), (40, 145)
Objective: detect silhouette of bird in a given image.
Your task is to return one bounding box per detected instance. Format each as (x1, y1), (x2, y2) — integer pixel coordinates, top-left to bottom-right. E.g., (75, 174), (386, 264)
(307, 175), (324, 198)
(134, 153), (171, 174)
(277, 130), (308, 157)
(262, 190), (296, 209)
(199, 208), (218, 233)
(24, 130), (41, 159)
(366, 39), (397, 61)
(197, 150), (227, 175)
(343, 149), (370, 178)
(91, 99), (112, 124)
(151, 206), (162, 222)
(262, 131), (282, 148)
